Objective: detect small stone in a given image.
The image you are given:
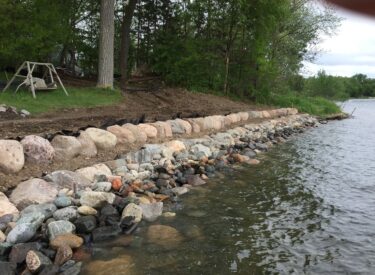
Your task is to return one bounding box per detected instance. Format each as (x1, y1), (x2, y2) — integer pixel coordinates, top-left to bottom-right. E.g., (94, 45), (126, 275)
(121, 203), (142, 223)
(26, 250), (52, 273)
(50, 233), (83, 250)
(139, 202), (163, 222)
(21, 203), (57, 220)
(60, 261), (82, 275)
(162, 212), (176, 218)
(54, 196), (72, 208)
(171, 186), (189, 196)
(94, 182), (112, 192)
(53, 207), (78, 222)
(48, 220), (76, 240)
(9, 242), (42, 264)
(80, 191), (115, 208)
(186, 175), (206, 186)
(74, 216), (97, 234)
(54, 244), (73, 266)
(77, 206), (97, 216)
(247, 159), (260, 165)
(76, 164), (112, 182)
(92, 226), (121, 242)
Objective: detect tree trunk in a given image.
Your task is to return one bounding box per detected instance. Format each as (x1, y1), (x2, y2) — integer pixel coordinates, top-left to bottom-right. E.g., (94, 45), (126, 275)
(120, 0), (137, 94)
(97, 0), (115, 89)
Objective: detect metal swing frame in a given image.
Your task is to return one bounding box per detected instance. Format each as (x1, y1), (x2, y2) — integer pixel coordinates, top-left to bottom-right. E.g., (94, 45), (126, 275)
(2, 61), (69, 98)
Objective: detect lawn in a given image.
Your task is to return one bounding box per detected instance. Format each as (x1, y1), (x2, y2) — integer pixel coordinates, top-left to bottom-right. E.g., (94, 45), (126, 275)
(0, 87), (122, 114)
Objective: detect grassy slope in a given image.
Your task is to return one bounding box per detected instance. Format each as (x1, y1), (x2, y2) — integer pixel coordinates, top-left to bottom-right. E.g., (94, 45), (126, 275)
(0, 87), (122, 114)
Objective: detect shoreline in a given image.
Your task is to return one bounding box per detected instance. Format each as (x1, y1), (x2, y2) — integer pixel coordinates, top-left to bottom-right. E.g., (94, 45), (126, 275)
(0, 110), (319, 274)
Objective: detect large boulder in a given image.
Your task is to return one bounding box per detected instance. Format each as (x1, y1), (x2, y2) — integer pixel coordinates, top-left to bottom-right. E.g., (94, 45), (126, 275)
(80, 191), (115, 208)
(76, 164), (112, 182)
(150, 121), (173, 138)
(167, 119), (192, 135)
(77, 131), (97, 157)
(0, 192), (19, 219)
(138, 124), (158, 139)
(106, 125), (135, 144)
(44, 170), (93, 190)
(122, 124), (147, 144)
(186, 119), (201, 133)
(51, 135), (82, 161)
(85, 128), (117, 150)
(21, 135), (55, 164)
(10, 178), (58, 210)
(0, 140), (24, 174)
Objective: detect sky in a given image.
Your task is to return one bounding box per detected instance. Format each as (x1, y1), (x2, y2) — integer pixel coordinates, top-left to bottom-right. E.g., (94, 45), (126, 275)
(303, 5), (375, 78)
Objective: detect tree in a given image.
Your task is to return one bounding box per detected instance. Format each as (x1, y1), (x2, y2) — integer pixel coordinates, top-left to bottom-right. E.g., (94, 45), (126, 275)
(120, 0), (137, 93)
(97, 0), (115, 89)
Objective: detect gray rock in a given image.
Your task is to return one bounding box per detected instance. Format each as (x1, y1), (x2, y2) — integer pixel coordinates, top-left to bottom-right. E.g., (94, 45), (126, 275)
(139, 202), (163, 222)
(171, 186), (189, 196)
(6, 223), (37, 244)
(190, 144), (212, 157)
(20, 203), (57, 220)
(60, 261), (82, 275)
(92, 226), (122, 242)
(53, 207), (78, 222)
(0, 261), (16, 275)
(44, 170), (92, 190)
(0, 215), (13, 232)
(75, 216), (97, 234)
(54, 196), (72, 208)
(186, 175), (206, 186)
(0, 242), (12, 256)
(48, 220), (76, 240)
(51, 135), (82, 161)
(9, 242), (42, 264)
(94, 182), (112, 192)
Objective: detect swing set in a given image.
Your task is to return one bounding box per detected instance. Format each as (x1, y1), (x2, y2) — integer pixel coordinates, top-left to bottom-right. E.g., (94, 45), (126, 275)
(2, 61), (68, 98)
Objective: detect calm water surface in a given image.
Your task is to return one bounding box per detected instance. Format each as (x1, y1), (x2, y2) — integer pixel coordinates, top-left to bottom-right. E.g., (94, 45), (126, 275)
(83, 99), (375, 274)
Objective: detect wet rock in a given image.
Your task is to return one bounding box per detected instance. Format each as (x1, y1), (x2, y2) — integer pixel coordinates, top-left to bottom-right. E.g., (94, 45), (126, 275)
(83, 255), (134, 275)
(39, 264), (59, 275)
(0, 140), (24, 174)
(26, 250), (52, 273)
(44, 170), (92, 190)
(162, 212), (176, 218)
(10, 178), (58, 210)
(122, 123), (147, 144)
(53, 207), (78, 222)
(54, 196), (72, 208)
(247, 159), (260, 165)
(50, 233), (83, 250)
(76, 164), (112, 182)
(54, 244), (72, 266)
(147, 225), (184, 248)
(74, 216), (97, 234)
(186, 175), (206, 186)
(21, 135), (55, 164)
(211, 132), (235, 147)
(9, 242), (42, 264)
(60, 261), (82, 275)
(0, 192), (19, 220)
(243, 148), (256, 158)
(51, 135), (82, 161)
(94, 182), (112, 192)
(80, 191), (115, 208)
(232, 153), (250, 163)
(0, 261), (16, 275)
(107, 125), (135, 144)
(77, 206), (97, 216)
(121, 203), (142, 223)
(85, 128), (117, 150)
(138, 124), (158, 139)
(255, 143), (268, 151)
(77, 131), (97, 157)
(139, 202), (163, 222)
(21, 203), (57, 220)
(92, 226), (121, 242)
(171, 186), (189, 196)
(48, 221), (76, 240)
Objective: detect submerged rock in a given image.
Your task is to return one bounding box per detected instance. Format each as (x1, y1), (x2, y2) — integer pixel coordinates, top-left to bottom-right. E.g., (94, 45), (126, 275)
(139, 202), (163, 222)
(147, 225), (184, 248)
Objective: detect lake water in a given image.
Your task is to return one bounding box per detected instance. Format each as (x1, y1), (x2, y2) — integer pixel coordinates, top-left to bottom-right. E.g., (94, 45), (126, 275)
(83, 99), (375, 274)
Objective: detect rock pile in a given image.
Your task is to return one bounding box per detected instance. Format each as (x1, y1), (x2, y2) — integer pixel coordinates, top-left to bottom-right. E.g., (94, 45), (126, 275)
(0, 110), (318, 274)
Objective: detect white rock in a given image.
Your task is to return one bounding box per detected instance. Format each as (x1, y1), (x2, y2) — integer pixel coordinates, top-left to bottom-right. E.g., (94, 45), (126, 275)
(77, 131), (97, 157)
(0, 140), (24, 174)
(10, 178), (58, 210)
(139, 202), (163, 222)
(107, 125), (136, 144)
(51, 135), (82, 161)
(76, 163), (112, 182)
(85, 128), (117, 150)
(80, 191), (115, 208)
(0, 192), (19, 219)
(137, 124), (158, 139)
(121, 203), (142, 223)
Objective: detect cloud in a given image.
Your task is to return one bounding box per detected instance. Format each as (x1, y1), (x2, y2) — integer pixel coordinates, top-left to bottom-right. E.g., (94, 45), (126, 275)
(303, 5), (375, 78)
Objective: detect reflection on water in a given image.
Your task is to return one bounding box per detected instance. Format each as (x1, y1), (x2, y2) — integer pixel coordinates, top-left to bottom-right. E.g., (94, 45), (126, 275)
(83, 100), (375, 274)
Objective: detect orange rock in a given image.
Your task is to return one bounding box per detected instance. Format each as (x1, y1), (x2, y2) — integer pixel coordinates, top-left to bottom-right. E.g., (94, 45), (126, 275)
(111, 178), (122, 191)
(154, 194), (170, 201)
(50, 233), (83, 250)
(232, 154), (250, 163)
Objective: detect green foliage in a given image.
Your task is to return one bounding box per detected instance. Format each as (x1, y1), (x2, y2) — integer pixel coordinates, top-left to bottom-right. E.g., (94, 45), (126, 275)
(262, 92), (341, 117)
(0, 88), (122, 114)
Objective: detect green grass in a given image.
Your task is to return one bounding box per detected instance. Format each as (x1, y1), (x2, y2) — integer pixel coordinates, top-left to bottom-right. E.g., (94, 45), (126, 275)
(261, 92), (342, 117)
(0, 87), (122, 114)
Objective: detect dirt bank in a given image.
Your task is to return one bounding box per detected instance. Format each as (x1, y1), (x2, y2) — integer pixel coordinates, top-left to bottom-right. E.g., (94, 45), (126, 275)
(0, 88), (265, 139)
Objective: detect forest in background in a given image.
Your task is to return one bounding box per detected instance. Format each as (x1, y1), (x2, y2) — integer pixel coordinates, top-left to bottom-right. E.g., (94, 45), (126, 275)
(0, 0), (368, 114)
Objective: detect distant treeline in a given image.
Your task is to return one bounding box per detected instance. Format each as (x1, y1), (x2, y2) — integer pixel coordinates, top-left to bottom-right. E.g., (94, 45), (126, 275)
(290, 70), (375, 99)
